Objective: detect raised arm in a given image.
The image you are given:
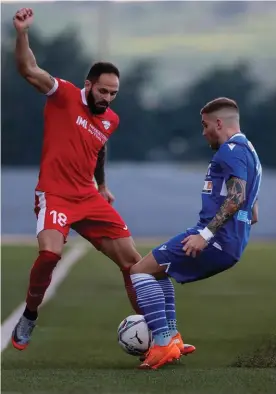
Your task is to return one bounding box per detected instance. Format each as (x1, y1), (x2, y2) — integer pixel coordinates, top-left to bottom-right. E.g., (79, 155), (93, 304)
(13, 8), (55, 94)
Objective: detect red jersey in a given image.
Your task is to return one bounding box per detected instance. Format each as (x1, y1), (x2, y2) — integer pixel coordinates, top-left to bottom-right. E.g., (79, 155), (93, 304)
(35, 78), (119, 199)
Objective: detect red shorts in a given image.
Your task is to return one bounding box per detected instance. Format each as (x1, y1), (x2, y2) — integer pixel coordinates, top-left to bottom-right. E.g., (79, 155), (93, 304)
(34, 191), (131, 248)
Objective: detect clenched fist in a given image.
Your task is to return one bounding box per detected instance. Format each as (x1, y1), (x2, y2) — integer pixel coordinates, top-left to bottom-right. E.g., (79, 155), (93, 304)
(13, 8), (34, 32)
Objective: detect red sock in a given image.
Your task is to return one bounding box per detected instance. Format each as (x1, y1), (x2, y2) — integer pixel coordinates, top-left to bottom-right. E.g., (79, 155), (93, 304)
(26, 250), (61, 311)
(121, 267), (141, 314)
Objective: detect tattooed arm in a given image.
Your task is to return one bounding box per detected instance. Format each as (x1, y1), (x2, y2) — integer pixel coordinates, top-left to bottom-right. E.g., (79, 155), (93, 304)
(94, 144), (106, 187)
(94, 145), (115, 204)
(182, 176), (246, 256)
(182, 146), (249, 256)
(207, 176), (246, 235)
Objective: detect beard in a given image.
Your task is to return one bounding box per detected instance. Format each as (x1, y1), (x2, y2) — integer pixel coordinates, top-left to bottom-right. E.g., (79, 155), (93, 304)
(86, 90), (109, 115)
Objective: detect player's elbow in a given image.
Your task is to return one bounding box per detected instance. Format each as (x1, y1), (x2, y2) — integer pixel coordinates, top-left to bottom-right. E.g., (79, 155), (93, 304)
(251, 214), (258, 225)
(16, 66), (52, 94)
(251, 201), (258, 225)
(17, 63), (37, 79)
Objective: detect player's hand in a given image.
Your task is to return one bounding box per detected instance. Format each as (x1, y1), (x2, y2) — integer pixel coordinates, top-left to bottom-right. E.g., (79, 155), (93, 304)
(181, 234), (208, 258)
(98, 185), (115, 205)
(13, 8), (34, 32)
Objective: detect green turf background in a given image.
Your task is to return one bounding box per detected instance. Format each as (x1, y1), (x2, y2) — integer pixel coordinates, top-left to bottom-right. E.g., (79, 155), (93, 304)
(1, 243), (276, 393)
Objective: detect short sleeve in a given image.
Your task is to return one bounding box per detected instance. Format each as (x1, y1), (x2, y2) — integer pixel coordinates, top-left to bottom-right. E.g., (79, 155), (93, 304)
(218, 143), (248, 181)
(45, 78), (73, 105)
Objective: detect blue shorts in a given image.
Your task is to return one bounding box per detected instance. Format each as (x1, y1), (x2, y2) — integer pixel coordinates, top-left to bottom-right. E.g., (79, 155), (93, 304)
(152, 232), (237, 284)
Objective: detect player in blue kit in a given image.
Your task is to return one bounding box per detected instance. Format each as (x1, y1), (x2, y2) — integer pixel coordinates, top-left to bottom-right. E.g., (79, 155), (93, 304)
(130, 97), (262, 369)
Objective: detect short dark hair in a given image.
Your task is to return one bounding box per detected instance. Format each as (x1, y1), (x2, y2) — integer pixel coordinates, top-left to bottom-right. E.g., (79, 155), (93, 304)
(86, 62), (120, 81)
(200, 97), (239, 115)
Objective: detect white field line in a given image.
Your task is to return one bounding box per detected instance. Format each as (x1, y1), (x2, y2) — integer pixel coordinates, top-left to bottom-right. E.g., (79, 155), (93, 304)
(1, 243), (88, 352)
(1, 234), (77, 246)
(0, 234), (166, 247)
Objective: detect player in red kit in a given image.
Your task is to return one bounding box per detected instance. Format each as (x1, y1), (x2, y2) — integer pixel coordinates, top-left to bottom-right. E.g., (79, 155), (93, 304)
(11, 8), (141, 350)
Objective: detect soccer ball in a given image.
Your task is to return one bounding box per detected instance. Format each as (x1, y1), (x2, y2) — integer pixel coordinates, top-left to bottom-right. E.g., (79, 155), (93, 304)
(117, 314), (152, 356)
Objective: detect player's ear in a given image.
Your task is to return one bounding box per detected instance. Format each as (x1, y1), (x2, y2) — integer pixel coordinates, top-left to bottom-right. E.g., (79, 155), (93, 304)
(84, 80), (92, 92)
(216, 118), (223, 130)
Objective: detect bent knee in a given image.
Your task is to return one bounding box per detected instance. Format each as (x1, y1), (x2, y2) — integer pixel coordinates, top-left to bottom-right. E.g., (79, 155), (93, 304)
(125, 248), (141, 265)
(120, 249), (142, 271)
(120, 258), (139, 272)
(129, 263), (141, 275)
(37, 229), (64, 256)
(130, 252), (166, 276)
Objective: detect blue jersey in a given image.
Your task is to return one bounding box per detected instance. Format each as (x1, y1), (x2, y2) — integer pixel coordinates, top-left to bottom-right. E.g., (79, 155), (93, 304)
(193, 133), (262, 260)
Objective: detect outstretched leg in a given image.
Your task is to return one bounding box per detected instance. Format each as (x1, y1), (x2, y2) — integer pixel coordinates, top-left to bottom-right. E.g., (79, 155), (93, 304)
(12, 229), (64, 350)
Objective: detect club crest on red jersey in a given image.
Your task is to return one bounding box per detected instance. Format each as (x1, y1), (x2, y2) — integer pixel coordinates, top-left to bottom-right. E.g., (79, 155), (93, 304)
(102, 120), (111, 130)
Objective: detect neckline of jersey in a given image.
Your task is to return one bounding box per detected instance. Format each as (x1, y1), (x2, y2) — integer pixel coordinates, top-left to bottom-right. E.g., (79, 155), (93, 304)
(228, 132), (245, 141)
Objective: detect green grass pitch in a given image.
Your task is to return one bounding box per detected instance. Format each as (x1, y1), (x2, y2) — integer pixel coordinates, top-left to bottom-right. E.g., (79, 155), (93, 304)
(1, 242), (276, 394)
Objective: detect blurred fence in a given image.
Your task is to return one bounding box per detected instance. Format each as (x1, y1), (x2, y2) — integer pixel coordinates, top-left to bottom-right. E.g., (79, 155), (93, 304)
(2, 164), (276, 239)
